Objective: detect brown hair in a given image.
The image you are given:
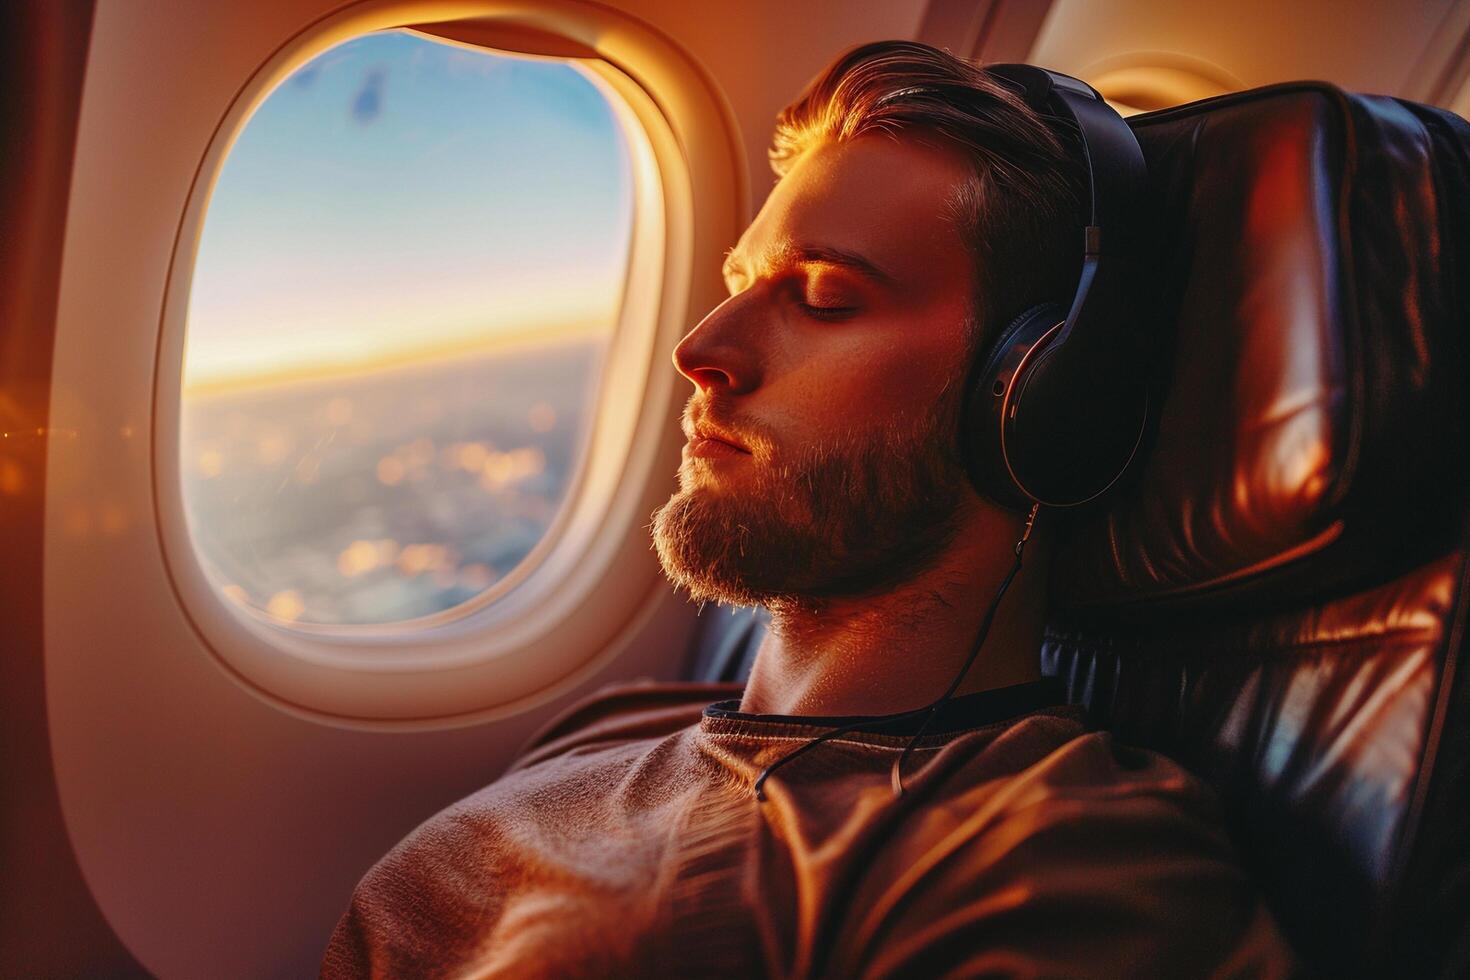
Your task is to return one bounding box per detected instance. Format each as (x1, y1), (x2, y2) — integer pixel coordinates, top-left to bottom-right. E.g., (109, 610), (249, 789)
(770, 40), (1085, 345)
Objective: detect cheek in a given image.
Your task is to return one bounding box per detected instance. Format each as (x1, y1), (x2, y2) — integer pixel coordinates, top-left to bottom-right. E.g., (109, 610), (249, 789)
(776, 324), (969, 433)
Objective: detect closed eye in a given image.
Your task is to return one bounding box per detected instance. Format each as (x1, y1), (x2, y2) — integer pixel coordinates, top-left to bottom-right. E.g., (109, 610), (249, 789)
(798, 302), (859, 321)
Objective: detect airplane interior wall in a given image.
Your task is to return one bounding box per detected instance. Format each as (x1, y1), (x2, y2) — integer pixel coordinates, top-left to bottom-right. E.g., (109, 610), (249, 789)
(0, 4), (149, 976)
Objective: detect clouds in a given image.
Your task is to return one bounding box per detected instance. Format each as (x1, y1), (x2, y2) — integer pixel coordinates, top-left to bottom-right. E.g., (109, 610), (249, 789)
(352, 68), (387, 124)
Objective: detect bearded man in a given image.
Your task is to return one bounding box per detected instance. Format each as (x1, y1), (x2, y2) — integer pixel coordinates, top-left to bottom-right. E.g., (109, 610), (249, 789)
(323, 40), (1300, 979)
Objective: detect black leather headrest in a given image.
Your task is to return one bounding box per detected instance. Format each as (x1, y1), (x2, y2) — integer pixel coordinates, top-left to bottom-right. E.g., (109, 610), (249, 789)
(1051, 83), (1470, 618)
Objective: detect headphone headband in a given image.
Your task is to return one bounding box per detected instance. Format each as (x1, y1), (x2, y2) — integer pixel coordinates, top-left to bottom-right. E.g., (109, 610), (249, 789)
(982, 64), (1147, 313)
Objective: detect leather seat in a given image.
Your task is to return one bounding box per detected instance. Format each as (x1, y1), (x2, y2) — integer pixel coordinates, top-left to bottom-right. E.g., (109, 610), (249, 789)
(686, 81), (1470, 979)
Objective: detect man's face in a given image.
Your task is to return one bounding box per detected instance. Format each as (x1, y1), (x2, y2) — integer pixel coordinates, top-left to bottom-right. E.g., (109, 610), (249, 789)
(651, 134), (982, 607)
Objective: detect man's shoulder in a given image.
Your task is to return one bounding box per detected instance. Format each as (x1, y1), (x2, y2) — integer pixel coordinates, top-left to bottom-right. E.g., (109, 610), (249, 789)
(921, 718), (1242, 888)
(968, 722), (1230, 836)
(1025, 726), (1215, 799)
(852, 726), (1299, 978)
(510, 679), (743, 773)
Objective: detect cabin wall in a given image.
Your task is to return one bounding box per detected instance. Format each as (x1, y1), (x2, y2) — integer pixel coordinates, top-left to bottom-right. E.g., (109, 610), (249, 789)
(0, 4), (152, 976)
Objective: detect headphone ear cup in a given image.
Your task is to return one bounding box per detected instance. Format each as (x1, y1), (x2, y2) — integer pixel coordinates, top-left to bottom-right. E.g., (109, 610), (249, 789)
(962, 302), (1067, 510)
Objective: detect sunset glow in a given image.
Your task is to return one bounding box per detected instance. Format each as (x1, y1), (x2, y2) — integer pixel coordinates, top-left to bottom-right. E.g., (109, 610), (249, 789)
(184, 30), (632, 391)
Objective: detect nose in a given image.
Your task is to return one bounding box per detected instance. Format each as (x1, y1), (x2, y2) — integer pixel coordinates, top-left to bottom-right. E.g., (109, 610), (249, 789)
(672, 292), (761, 395)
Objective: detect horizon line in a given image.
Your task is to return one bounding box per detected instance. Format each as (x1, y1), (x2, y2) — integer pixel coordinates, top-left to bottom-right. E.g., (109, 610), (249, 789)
(182, 318), (610, 398)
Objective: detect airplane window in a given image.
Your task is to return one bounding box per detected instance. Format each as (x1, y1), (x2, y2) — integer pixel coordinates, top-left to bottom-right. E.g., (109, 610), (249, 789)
(180, 30), (632, 627)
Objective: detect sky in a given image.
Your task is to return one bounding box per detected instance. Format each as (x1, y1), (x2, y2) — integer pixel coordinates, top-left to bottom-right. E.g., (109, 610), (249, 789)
(184, 30), (633, 390)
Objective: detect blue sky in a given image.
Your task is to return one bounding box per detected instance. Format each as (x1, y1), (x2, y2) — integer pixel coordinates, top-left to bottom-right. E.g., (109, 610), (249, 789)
(185, 30), (633, 388)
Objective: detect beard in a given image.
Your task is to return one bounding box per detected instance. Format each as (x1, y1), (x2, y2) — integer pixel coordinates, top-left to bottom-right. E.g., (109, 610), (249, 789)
(650, 379), (973, 610)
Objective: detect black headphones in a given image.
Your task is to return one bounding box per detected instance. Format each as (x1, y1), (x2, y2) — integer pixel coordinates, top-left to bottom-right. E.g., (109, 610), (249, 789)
(961, 64), (1151, 512)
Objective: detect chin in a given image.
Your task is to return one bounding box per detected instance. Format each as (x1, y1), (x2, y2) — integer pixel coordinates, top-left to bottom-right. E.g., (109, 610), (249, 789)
(652, 487), (767, 606)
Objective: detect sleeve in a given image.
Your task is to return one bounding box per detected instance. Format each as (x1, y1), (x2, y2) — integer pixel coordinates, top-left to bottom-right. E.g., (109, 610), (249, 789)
(840, 736), (1305, 980)
(319, 803), (512, 980)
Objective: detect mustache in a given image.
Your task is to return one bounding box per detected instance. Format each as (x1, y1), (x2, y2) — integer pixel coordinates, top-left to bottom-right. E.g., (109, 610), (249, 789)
(681, 396), (777, 456)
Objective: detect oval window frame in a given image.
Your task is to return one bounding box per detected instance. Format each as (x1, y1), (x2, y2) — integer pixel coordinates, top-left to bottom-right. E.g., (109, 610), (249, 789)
(153, 0), (746, 726)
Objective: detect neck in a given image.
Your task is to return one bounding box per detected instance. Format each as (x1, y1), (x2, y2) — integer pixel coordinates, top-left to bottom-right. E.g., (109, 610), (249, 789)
(738, 503), (1051, 717)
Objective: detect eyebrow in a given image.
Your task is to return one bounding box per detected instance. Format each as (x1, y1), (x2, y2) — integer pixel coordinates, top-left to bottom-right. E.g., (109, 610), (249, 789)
(721, 241), (898, 287)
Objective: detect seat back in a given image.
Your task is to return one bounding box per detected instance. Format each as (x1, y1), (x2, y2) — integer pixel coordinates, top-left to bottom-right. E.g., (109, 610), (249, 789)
(1045, 83), (1470, 979)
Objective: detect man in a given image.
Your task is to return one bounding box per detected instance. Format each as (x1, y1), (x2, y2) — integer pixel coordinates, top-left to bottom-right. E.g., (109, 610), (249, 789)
(322, 41), (1299, 978)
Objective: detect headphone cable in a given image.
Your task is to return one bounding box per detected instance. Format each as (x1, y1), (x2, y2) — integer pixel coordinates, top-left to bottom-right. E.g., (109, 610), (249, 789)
(752, 502), (1041, 803)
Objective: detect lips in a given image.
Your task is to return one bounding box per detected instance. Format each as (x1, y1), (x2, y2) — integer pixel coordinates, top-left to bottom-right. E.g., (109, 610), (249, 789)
(691, 424), (750, 453)
(689, 437), (745, 459)
(682, 418), (753, 461)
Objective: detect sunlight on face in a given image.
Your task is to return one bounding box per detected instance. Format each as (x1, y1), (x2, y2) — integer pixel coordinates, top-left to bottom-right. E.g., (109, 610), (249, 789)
(652, 135), (982, 606)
